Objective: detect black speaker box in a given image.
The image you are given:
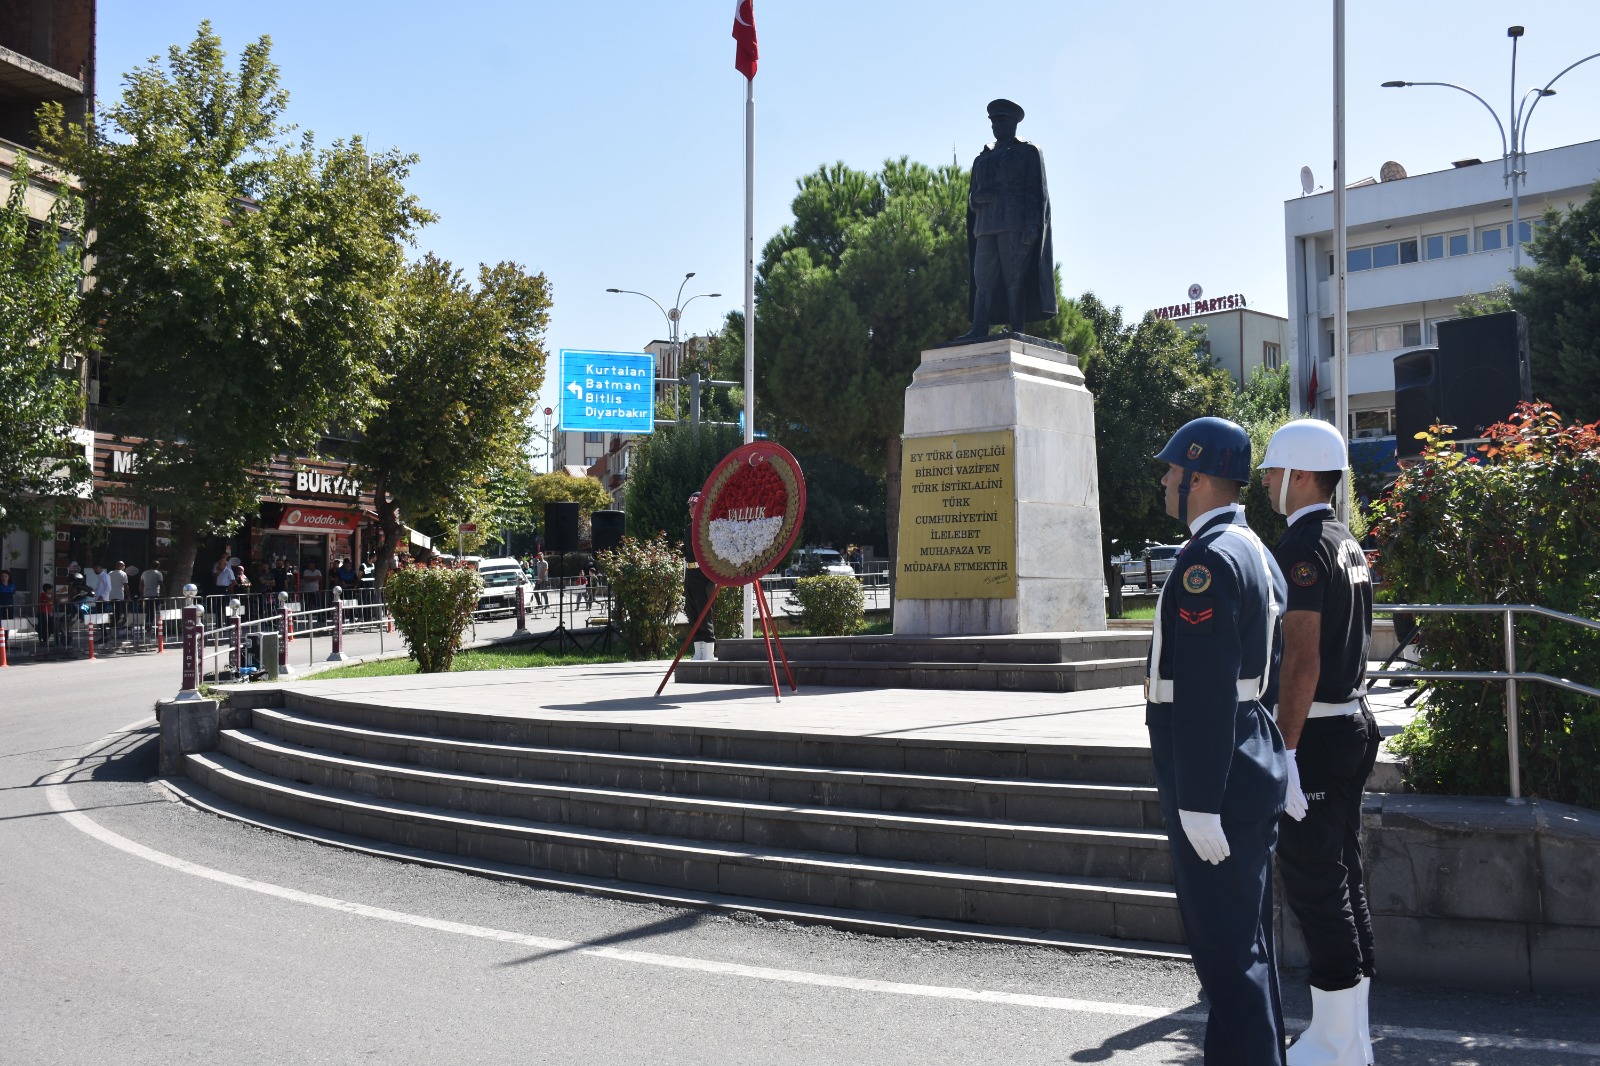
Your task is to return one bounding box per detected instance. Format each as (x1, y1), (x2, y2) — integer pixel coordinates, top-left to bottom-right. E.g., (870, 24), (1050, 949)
(591, 510), (626, 553)
(543, 501), (580, 553)
(1393, 311), (1531, 459)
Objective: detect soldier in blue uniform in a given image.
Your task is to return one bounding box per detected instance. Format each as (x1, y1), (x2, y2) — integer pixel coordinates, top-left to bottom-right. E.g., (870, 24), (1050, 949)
(1147, 416), (1289, 1064)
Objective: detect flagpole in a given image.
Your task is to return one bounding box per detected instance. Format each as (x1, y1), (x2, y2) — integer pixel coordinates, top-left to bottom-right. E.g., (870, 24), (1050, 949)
(1332, 0), (1351, 525)
(742, 74), (756, 640)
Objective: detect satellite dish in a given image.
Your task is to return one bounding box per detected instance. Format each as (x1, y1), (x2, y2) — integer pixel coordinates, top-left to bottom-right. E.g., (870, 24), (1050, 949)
(1380, 160), (1408, 182)
(1300, 166), (1315, 195)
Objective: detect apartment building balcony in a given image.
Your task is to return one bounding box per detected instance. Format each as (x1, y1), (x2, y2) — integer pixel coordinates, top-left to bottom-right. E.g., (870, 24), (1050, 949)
(1317, 247), (1514, 317)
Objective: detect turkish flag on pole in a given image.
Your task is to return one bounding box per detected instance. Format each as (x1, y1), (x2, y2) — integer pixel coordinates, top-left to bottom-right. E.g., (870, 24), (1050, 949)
(732, 0), (758, 79)
(1306, 361), (1319, 411)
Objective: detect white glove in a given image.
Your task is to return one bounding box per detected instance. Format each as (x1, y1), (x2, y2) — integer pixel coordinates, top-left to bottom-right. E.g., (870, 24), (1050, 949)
(1178, 810), (1230, 865)
(1284, 749), (1309, 822)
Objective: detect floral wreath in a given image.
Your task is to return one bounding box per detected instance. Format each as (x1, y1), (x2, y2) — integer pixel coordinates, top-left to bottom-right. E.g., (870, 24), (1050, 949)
(692, 444), (807, 585)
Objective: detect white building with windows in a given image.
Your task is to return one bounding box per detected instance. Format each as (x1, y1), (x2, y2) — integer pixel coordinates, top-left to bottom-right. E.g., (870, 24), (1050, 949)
(1282, 138), (1600, 438)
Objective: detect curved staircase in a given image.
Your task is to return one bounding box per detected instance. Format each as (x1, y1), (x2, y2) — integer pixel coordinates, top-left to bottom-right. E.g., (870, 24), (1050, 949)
(178, 685), (1187, 956)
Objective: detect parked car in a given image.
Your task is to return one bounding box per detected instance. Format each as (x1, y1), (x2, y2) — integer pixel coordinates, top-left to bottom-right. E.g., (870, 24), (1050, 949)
(474, 558), (532, 612)
(1121, 544), (1184, 590)
(783, 548), (855, 578)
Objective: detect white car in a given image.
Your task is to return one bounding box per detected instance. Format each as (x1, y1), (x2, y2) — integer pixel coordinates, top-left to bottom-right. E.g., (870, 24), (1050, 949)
(784, 548), (855, 577)
(474, 558), (532, 611)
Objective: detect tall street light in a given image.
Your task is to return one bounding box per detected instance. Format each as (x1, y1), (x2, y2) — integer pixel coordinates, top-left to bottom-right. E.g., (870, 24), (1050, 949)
(607, 273), (722, 415)
(1384, 28), (1598, 281)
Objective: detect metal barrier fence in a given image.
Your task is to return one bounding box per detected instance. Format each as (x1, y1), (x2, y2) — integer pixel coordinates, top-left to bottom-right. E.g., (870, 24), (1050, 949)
(1371, 603), (1600, 805)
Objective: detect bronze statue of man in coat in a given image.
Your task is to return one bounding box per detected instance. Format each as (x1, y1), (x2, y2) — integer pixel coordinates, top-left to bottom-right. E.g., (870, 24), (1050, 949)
(959, 99), (1057, 340)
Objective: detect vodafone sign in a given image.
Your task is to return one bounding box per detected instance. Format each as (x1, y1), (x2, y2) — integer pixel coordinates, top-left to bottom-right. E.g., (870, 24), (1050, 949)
(278, 506), (360, 533)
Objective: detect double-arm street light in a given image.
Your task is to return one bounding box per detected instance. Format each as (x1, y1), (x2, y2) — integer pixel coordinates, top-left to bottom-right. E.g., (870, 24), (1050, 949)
(606, 273), (722, 412)
(1384, 27), (1600, 279)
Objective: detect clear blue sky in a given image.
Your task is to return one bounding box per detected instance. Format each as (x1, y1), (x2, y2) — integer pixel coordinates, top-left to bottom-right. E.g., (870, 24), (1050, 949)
(98, 1), (1600, 453)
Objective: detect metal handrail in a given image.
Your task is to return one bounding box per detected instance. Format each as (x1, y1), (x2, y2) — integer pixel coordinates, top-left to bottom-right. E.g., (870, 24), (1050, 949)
(1371, 602), (1600, 804)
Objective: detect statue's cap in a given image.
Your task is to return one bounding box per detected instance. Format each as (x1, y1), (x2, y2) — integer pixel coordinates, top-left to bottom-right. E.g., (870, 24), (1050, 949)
(986, 98), (1024, 121)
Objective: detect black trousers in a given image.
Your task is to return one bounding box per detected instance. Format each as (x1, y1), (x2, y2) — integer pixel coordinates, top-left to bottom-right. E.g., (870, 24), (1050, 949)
(683, 568), (715, 642)
(1278, 705), (1381, 991)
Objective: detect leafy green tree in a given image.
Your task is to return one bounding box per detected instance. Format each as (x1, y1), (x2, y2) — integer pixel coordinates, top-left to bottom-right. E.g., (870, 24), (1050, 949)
(358, 254), (551, 582)
(1457, 183), (1600, 422)
(0, 154), (89, 535)
(624, 422), (743, 548)
(39, 23), (432, 585)
(522, 468), (613, 543)
(1230, 364), (1293, 544)
(1079, 293), (1236, 617)
(791, 453), (886, 554)
(745, 158), (1096, 570)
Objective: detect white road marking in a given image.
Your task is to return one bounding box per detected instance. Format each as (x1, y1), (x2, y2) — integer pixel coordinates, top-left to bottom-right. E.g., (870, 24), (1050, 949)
(42, 722), (1600, 1058)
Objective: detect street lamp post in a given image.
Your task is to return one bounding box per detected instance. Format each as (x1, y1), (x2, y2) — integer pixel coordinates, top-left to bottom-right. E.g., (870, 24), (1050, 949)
(606, 273), (722, 418)
(1384, 29), (1598, 282)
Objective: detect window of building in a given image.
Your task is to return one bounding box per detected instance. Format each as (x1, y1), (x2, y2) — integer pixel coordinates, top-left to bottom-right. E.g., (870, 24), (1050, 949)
(584, 432), (604, 445)
(1263, 342), (1281, 370)
(1350, 409), (1394, 437)
(1348, 321), (1422, 355)
(1347, 238), (1418, 273)
(1425, 231), (1470, 259)
(1478, 225), (1503, 252)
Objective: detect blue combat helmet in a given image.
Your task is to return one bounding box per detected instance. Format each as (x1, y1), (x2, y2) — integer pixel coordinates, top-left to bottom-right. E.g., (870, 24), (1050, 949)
(1156, 416), (1253, 524)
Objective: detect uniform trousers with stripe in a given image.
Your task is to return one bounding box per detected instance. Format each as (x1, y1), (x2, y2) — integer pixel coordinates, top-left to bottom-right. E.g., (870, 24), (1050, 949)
(1277, 704), (1381, 991)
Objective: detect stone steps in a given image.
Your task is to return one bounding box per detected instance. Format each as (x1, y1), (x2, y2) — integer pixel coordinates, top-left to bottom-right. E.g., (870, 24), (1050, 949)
(250, 707), (1165, 829)
(220, 728), (1172, 883)
(710, 632), (1151, 664)
(184, 750), (1182, 945)
(179, 687), (1184, 948)
(676, 657), (1145, 693)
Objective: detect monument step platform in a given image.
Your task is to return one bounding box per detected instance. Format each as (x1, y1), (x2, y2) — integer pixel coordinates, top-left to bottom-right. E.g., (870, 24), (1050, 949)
(183, 750), (1184, 945)
(249, 707), (1165, 828)
(676, 656), (1146, 694)
(708, 632), (1150, 665)
(275, 689), (1159, 784)
(220, 728), (1173, 883)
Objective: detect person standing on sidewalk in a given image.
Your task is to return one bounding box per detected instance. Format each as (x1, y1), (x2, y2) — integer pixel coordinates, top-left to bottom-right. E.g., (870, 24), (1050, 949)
(141, 561), (165, 630)
(1146, 416), (1288, 1065)
(1259, 420), (1379, 1066)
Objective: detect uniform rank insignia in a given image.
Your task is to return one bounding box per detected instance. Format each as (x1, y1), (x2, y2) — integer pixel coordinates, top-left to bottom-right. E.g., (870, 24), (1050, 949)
(1186, 442), (1204, 460)
(1291, 561), (1319, 587)
(1182, 565), (1212, 593)
(1179, 605), (1214, 625)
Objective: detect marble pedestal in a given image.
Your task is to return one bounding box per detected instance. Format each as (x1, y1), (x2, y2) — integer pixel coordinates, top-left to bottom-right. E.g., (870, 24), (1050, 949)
(893, 335), (1106, 636)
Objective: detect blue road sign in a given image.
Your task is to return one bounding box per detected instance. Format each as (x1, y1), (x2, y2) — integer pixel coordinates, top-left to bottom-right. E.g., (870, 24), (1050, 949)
(559, 349), (655, 434)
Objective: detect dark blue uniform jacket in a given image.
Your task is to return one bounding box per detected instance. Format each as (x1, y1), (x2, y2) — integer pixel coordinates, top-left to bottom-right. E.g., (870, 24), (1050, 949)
(1146, 508), (1289, 824)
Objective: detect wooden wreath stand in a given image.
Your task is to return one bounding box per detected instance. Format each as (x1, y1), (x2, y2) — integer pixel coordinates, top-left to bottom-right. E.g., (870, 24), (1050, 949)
(654, 580), (796, 702)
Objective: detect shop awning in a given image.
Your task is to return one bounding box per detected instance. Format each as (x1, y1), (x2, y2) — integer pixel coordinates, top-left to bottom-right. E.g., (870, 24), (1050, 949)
(408, 526), (432, 550)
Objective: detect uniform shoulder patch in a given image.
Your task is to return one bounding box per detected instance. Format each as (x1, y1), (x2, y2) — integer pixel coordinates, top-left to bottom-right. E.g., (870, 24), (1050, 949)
(1181, 564), (1212, 594)
(1291, 561), (1320, 587)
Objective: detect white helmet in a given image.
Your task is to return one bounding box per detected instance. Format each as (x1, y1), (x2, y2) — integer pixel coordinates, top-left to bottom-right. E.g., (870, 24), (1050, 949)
(1259, 419), (1348, 514)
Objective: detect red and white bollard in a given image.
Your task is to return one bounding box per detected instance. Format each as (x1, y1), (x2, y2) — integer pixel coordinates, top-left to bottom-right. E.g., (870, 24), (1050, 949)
(230, 598), (244, 678)
(178, 601), (203, 699)
(515, 581), (528, 632)
(277, 592), (294, 675)
(326, 586), (349, 662)
(87, 615), (97, 660)
(0, 626), (9, 667)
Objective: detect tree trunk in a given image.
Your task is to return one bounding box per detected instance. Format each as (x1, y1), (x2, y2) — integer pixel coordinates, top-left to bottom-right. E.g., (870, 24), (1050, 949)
(170, 525), (200, 599)
(883, 434), (903, 614)
(372, 477), (404, 588)
(1103, 549), (1124, 620)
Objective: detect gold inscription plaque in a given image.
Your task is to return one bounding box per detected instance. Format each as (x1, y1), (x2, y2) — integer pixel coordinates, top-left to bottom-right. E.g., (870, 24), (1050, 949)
(896, 429), (1017, 599)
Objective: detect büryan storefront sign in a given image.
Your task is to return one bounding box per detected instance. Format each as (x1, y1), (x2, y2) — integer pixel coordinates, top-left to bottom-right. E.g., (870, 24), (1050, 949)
(277, 506), (360, 534)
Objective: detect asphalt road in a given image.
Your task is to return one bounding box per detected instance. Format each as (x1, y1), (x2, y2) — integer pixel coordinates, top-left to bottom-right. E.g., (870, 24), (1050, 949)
(3, 647), (1597, 1065)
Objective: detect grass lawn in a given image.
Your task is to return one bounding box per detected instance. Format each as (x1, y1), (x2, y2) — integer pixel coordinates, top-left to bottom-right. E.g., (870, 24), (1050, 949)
(1116, 604), (1157, 621)
(313, 644), (627, 680)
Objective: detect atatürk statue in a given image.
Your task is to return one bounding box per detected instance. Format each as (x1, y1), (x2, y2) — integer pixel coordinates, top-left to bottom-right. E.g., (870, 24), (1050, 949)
(959, 99), (1057, 340)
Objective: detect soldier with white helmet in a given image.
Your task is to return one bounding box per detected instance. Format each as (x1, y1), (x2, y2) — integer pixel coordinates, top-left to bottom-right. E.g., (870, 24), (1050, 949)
(1259, 419), (1379, 1066)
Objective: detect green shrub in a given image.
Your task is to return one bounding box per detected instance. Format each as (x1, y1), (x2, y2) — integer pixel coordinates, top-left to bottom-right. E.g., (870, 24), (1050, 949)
(1372, 404), (1600, 807)
(711, 581), (745, 641)
(597, 533), (684, 659)
(384, 566), (482, 673)
(784, 574), (864, 636)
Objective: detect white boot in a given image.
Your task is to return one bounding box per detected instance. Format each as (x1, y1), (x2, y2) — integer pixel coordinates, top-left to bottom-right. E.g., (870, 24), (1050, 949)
(1356, 976), (1373, 1064)
(693, 641), (713, 661)
(1287, 985), (1365, 1066)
